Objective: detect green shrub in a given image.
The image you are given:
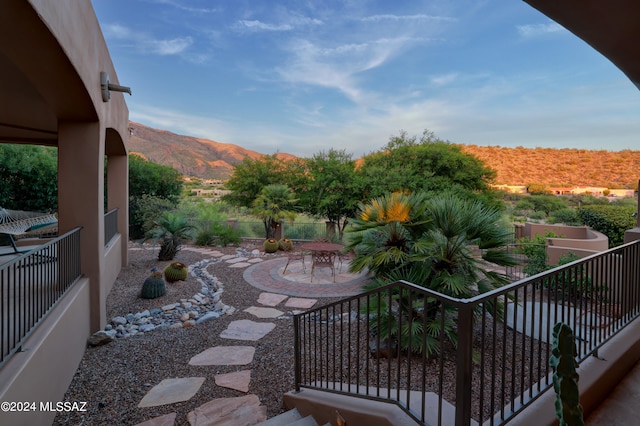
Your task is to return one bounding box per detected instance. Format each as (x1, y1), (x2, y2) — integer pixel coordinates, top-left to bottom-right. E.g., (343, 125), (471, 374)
(195, 229), (215, 246)
(548, 208), (581, 226)
(514, 199), (535, 211)
(215, 224), (242, 246)
(195, 222), (241, 246)
(129, 194), (177, 240)
(518, 232), (565, 276)
(577, 205), (636, 247)
(528, 211), (547, 220)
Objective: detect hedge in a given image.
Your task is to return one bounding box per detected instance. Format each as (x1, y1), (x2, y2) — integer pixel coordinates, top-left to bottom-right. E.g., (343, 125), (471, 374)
(577, 205), (637, 247)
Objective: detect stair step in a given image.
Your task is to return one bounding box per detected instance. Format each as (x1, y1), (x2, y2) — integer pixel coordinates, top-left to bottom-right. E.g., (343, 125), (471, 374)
(258, 408), (304, 426)
(289, 415), (319, 426)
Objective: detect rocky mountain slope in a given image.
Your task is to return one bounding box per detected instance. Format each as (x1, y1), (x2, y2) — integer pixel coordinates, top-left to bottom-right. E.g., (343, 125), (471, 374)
(128, 122), (295, 179)
(128, 122), (640, 188)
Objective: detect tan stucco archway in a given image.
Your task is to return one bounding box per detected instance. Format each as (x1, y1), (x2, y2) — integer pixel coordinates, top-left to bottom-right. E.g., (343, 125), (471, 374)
(0, 2), (129, 424)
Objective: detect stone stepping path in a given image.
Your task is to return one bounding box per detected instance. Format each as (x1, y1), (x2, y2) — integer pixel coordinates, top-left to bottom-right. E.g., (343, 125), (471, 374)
(220, 319), (276, 341)
(257, 292), (288, 306)
(187, 395), (266, 426)
(138, 377), (206, 408)
(244, 306), (284, 319)
(285, 297), (317, 309)
(135, 269), (322, 425)
(214, 370), (251, 393)
(188, 346), (255, 366)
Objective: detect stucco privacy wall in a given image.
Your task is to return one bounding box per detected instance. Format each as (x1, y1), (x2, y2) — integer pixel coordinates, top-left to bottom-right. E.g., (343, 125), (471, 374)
(0, 1), (129, 424)
(523, 223), (609, 265)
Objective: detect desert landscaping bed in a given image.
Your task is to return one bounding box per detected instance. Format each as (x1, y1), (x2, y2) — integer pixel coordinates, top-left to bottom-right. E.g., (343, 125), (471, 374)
(53, 244), (542, 425)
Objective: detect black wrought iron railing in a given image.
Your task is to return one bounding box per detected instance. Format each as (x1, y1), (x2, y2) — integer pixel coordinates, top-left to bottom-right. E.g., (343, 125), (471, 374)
(0, 228), (82, 368)
(293, 239), (640, 425)
(104, 208), (118, 245)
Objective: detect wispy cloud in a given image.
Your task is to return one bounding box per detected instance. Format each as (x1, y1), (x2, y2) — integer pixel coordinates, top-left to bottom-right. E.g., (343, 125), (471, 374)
(277, 36), (425, 104)
(233, 14), (322, 33)
(517, 22), (564, 38)
(431, 73), (459, 86)
(235, 20), (294, 32)
(103, 24), (193, 56)
(360, 14), (456, 23)
(143, 0), (219, 14)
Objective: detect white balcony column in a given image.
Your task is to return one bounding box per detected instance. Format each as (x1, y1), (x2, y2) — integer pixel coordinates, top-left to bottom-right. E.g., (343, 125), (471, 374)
(58, 120), (106, 332)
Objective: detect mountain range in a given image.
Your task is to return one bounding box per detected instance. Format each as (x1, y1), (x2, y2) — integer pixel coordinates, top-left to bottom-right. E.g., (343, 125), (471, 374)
(128, 122), (640, 188)
(128, 122), (295, 179)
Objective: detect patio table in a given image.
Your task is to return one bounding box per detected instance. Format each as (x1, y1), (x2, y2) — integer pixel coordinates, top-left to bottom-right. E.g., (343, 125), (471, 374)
(300, 242), (344, 283)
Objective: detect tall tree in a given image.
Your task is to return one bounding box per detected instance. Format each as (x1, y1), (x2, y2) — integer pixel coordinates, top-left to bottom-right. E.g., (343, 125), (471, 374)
(357, 130), (497, 200)
(129, 153), (182, 202)
(0, 144), (58, 212)
(300, 149), (364, 240)
(222, 154), (306, 209)
(128, 153), (183, 239)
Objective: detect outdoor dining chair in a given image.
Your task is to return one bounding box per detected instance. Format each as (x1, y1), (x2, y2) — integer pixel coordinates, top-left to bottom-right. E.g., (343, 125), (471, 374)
(283, 249), (308, 274)
(310, 250), (336, 283)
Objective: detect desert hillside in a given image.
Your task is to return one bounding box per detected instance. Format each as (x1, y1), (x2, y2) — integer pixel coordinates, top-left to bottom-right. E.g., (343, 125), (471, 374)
(128, 122), (640, 188)
(460, 145), (640, 188)
(128, 122), (296, 179)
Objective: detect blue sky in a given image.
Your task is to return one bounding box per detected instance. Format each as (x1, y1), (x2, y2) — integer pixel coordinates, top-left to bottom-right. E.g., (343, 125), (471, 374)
(92, 0), (640, 158)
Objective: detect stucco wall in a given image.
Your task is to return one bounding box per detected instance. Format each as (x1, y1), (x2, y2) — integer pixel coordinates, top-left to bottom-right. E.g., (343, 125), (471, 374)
(505, 317), (640, 426)
(523, 223), (609, 265)
(0, 278), (91, 426)
(0, 1), (129, 422)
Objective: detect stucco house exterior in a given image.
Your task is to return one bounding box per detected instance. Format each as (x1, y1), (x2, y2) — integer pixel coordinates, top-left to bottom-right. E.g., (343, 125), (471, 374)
(0, 1), (129, 425)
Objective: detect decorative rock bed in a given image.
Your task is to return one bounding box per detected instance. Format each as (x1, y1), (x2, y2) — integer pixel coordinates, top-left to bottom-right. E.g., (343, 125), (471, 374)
(88, 257), (235, 346)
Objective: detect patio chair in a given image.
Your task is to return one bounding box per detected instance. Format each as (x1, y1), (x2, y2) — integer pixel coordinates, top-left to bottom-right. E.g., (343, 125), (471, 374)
(0, 208), (58, 255)
(335, 250), (353, 273)
(283, 249), (308, 274)
(311, 250), (336, 283)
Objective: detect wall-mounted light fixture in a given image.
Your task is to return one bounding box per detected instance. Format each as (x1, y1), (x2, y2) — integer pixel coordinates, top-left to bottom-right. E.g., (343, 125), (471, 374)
(101, 71), (132, 102)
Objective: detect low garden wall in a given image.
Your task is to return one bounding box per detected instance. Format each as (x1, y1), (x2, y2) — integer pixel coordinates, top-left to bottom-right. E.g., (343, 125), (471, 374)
(523, 223), (609, 265)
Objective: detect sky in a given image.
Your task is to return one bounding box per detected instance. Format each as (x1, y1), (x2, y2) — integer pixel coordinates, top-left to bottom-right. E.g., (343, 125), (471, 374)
(92, 0), (640, 158)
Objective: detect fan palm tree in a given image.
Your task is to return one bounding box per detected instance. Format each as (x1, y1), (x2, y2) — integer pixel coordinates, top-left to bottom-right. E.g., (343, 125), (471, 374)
(348, 192), (518, 356)
(148, 211), (196, 261)
(251, 184), (298, 239)
(344, 191), (432, 277)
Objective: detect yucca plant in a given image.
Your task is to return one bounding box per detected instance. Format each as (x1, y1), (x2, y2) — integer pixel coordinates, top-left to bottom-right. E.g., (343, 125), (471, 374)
(148, 211), (196, 261)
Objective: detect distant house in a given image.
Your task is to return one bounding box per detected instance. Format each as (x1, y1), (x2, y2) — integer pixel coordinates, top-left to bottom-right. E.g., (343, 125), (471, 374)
(490, 184), (528, 194)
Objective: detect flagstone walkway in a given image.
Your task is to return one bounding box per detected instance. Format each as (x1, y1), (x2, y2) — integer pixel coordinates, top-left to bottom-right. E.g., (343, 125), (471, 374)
(133, 245), (368, 425)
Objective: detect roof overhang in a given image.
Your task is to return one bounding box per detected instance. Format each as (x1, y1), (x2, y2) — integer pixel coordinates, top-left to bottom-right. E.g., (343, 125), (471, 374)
(524, 0), (640, 90)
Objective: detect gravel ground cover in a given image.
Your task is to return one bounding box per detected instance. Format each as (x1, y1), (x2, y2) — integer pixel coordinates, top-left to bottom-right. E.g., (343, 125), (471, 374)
(54, 245), (305, 426)
(53, 243), (541, 425)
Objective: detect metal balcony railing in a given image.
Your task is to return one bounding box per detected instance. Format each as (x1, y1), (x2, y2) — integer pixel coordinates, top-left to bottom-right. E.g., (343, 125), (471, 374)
(293, 239), (640, 425)
(0, 228), (82, 368)
(104, 208), (118, 245)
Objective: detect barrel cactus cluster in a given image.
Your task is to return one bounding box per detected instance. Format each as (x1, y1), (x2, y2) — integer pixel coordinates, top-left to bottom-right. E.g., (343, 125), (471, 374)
(164, 261), (188, 282)
(278, 238), (293, 251)
(263, 238), (279, 253)
(140, 270), (166, 299)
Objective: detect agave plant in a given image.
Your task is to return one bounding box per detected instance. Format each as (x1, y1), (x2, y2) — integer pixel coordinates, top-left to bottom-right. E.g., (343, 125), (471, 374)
(148, 211), (196, 261)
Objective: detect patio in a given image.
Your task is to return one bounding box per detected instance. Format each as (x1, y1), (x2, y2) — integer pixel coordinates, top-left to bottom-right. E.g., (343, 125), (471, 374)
(243, 255), (370, 298)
